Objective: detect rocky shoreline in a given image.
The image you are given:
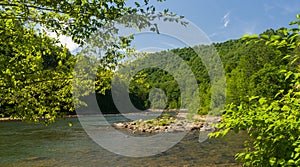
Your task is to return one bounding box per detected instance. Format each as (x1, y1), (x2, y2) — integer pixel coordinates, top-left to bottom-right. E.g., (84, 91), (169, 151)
(114, 114), (221, 134)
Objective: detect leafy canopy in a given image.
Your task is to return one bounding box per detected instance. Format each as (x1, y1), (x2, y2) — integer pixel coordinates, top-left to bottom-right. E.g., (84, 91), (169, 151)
(211, 15), (300, 166)
(0, 19), (74, 123)
(0, 0), (182, 123)
(0, 0), (183, 45)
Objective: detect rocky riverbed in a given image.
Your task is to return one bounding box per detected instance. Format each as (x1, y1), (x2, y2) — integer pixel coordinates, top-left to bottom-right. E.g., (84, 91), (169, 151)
(113, 114), (221, 134)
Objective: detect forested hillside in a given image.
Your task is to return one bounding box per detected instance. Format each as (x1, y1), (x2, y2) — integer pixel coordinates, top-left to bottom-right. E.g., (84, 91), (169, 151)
(97, 28), (293, 115)
(0, 22), (292, 118)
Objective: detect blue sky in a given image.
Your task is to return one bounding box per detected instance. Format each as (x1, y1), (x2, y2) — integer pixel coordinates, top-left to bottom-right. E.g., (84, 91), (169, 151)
(153, 0), (300, 42)
(68, 1), (300, 52)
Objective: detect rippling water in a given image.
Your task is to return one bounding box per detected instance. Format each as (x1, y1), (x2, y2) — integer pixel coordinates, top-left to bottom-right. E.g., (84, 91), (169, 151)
(0, 115), (247, 167)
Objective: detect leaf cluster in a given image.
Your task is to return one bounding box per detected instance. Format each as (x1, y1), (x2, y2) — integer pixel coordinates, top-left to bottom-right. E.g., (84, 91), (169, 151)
(211, 15), (300, 166)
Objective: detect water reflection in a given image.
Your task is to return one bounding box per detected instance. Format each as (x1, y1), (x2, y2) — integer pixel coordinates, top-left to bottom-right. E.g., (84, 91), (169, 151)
(0, 116), (246, 166)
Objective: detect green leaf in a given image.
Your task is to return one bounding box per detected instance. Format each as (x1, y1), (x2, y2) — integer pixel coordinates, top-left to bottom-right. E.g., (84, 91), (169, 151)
(275, 90), (284, 98)
(135, 2), (140, 7)
(270, 35), (282, 41)
(259, 98), (267, 105)
(282, 105), (290, 111)
(245, 154), (251, 160)
(243, 34), (259, 40)
(285, 71), (293, 80)
(288, 159), (295, 165)
(260, 34), (269, 40)
(242, 34), (250, 40)
(249, 96), (259, 101)
(269, 157), (277, 166)
(282, 55), (291, 60)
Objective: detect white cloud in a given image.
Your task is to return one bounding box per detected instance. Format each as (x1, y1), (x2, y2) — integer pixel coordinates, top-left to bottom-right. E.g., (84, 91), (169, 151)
(42, 27), (79, 52)
(58, 35), (79, 52)
(222, 12), (230, 28)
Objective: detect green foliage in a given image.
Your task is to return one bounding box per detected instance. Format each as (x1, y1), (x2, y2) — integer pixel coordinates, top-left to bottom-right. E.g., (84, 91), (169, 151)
(222, 39), (288, 104)
(125, 37), (290, 116)
(1, 0), (295, 127)
(212, 87), (300, 166)
(129, 68), (181, 110)
(0, 0), (184, 45)
(160, 121), (167, 126)
(146, 120), (154, 124)
(135, 113), (175, 127)
(211, 16), (300, 166)
(0, 19), (75, 123)
(0, 0), (182, 122)
(125, 46), (214, 115)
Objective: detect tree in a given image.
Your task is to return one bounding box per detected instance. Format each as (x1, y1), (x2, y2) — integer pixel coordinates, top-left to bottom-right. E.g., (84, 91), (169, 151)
(211, 15), (300, 166)
(224, 39), (286, 104)
(0, 0), (182, 122)
(0, 0), (184, 60)
(0, 19), (75, 123)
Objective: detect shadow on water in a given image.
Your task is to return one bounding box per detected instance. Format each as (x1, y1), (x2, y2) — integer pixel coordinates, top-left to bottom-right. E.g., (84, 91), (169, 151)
(0, 117), (247, 167)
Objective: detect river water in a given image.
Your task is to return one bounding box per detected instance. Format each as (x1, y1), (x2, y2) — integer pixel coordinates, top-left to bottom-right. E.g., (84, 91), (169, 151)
(0, 115), (247, 167)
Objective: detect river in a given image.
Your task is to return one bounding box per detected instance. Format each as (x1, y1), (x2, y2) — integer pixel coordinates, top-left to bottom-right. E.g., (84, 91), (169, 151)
(0, 114), (247, 167)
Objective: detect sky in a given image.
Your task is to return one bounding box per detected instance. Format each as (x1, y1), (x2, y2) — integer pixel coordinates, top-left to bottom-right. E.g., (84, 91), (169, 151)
(64, 0), (300, 52)
(154, 0), (300, 42)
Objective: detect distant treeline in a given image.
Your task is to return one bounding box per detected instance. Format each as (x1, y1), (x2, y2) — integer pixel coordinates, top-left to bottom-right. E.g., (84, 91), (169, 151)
(96, 28), (293, 115)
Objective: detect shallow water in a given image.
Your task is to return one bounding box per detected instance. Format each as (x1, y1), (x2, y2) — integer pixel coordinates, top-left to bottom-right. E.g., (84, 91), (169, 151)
(0, 115), (247, 167)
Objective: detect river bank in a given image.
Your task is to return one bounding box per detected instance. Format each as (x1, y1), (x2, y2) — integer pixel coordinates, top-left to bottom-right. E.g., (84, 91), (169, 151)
(0, 117), (23, 121)
(114, 113), (222, 134)
(0, 115), (78, 121)
(0, 113), (222, 135)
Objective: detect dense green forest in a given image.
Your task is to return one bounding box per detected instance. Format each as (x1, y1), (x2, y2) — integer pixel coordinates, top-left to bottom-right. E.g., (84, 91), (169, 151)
(0, 26), (294, 116)
(97, 29), (293, 115)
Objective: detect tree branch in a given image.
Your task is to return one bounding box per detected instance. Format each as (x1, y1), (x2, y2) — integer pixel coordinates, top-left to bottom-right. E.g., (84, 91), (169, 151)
(0, 3), (71, 14)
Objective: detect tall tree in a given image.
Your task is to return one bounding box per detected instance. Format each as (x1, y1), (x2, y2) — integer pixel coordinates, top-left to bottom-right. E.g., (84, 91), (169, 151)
(0, 0), (182, 122)
(0, 19), (74, 123)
